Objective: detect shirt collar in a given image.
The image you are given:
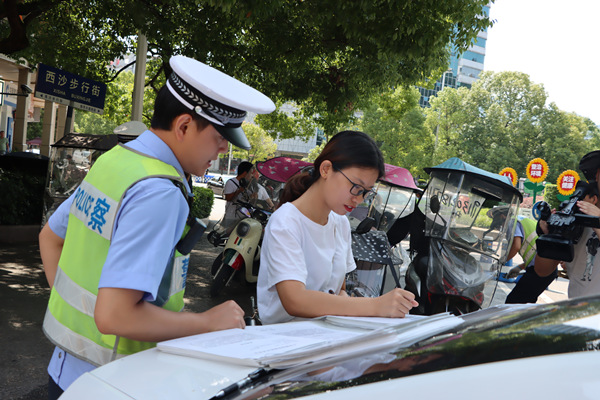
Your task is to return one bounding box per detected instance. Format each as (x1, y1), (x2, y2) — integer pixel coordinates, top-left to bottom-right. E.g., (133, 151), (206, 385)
(125, 130), (192, 195)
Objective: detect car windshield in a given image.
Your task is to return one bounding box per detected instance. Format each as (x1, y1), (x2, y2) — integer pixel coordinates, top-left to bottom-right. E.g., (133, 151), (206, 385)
(237, 296), (600, 399)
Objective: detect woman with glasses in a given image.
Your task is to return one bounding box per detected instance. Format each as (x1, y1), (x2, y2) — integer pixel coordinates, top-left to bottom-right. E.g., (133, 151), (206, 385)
(257, 131), (418, 324)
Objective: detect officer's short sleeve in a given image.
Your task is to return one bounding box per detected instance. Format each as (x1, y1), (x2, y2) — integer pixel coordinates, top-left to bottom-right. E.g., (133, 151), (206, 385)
(98, 178), (188, 300)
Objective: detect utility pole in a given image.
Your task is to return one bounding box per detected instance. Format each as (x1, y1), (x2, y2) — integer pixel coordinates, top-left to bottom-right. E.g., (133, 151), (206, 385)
(131, 32), (148, 121)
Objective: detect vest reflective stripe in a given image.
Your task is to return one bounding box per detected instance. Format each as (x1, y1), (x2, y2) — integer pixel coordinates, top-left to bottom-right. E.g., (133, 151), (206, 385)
(52, 266), (96, 317)
(43, 145), (188, 366)
(167, 254), (189, 310)
(43, 309), (126, 367)
(519, 218), (538, 266)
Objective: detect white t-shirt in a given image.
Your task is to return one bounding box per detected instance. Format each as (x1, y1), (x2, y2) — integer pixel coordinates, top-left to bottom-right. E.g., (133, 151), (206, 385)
(565, 227), (600, 298)
(224, 177), (247, 220)
(257, 202), (357, 324)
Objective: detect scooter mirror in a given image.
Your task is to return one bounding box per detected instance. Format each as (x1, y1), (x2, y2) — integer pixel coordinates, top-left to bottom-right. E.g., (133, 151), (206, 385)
(430, 195), (441, 214)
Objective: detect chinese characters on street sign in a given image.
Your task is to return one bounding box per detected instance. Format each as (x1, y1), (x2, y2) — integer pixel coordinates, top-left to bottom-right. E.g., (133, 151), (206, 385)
(35, 63), (106, 114)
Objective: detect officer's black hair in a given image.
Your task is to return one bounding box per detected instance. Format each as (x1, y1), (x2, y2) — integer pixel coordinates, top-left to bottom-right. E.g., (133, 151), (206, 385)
(151, 85), (209, 131)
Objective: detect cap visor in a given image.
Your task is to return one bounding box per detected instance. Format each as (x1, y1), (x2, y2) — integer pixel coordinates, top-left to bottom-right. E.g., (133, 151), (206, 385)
(214, 124), (251, 150)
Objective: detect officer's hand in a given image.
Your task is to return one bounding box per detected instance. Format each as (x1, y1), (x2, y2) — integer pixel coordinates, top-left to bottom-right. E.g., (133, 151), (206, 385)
(202, 300), (246, 331)
(506, 265), (523, 279)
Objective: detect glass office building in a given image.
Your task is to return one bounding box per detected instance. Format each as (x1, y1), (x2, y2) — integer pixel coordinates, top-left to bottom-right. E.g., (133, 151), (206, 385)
(417, 3), (491, 108)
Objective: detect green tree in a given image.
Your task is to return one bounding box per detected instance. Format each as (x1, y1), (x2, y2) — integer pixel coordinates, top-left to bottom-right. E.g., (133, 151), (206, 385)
(4, 0), (493, 137)
(358, 86), (432, 177)
(230, 122), (276, 162)
(425, 71), (598, 181)
(303, 141), (325, 163)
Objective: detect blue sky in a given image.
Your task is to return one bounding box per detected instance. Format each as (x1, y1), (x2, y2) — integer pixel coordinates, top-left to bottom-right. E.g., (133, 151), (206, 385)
(484, 0), (600, 126)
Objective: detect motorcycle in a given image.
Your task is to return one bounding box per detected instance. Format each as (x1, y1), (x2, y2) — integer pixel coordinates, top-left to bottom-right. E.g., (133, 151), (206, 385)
(403, 157), (522, 315)
(208, 157), (312, 297)
(345, 164), (421, 297)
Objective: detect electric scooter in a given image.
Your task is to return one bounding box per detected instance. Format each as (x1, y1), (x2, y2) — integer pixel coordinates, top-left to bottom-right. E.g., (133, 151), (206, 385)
(210, 200), (269, 297)
(208, 156), (312, 297)
(404, 157), (523, 315)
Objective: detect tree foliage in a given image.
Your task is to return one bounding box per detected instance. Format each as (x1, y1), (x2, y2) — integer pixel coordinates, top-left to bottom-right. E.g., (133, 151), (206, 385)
(230, 122), (277, 162)
(2, 0), (494, 137)
(359, 70), (600, 182)
(358, 86), (432, 177)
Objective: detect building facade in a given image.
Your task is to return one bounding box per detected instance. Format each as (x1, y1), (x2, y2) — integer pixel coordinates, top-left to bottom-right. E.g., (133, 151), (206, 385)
(417, 3), (491, 108)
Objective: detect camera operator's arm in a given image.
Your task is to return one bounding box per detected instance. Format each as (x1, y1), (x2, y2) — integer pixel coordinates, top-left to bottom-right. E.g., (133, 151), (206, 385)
(577, 200), (600, 238)
(534, 254), (559, 278)
(533, 216), (558, 277)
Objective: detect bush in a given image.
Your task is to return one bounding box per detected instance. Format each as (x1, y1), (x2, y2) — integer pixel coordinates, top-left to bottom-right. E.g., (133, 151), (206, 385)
(474, 207), (492, 228)
(190, 186), (214, 219)
(544, 184), (561, 210)
(0, 155), (48, 225)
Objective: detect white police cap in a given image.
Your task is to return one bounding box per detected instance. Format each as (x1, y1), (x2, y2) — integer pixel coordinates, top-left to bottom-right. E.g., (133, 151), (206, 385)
(167, 55), (275, 150)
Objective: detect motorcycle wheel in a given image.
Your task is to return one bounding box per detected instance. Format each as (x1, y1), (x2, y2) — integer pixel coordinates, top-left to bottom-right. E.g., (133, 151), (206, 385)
(211, 252), (224, 277)
(210, 265), (235, 297)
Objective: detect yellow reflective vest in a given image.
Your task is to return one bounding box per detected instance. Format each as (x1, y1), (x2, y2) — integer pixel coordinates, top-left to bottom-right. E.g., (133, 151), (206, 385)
(43, 145), (190, 366)
(518, 217), (538, 266)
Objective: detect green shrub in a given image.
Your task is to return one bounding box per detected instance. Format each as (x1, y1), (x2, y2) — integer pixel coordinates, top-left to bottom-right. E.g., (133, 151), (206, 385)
(544, 184), (561, 210)
(474, 207), (492, 228)
(190, 186), (214, 219)
(0, 160), (47, 225)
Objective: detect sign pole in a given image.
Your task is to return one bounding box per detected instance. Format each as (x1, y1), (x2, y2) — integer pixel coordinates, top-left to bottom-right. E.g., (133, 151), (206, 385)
(63, 105), (74, 136)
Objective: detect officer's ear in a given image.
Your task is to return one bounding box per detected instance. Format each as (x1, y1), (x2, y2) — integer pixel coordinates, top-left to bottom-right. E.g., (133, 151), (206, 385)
(172, 113), (194, 142)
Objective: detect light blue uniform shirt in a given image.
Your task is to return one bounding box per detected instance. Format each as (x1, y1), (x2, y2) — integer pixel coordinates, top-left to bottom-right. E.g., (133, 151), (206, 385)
(47, 131), (191, 390)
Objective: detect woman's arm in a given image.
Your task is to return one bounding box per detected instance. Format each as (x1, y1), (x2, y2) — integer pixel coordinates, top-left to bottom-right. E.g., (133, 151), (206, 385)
(276, 280), (418, 319)
(577, 200), (600, 238)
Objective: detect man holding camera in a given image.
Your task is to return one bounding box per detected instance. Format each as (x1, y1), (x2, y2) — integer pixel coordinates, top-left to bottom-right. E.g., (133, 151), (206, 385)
(532, 151), (600, 299)
(223, 161), (254, 227)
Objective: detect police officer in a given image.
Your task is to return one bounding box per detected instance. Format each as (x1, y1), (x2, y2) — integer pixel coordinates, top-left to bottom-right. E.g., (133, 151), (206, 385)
(39, 55), (275, 398)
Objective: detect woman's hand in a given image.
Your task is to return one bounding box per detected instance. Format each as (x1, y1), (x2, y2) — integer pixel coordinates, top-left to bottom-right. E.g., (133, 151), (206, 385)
(374, 288), (419, 318)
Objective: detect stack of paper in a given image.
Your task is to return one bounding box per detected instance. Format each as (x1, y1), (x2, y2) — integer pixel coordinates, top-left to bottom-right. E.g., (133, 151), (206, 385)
(157, 313), (462, 369)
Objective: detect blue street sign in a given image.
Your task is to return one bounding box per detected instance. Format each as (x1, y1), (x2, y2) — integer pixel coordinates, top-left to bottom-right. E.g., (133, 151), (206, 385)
(35, 63), (106, 114)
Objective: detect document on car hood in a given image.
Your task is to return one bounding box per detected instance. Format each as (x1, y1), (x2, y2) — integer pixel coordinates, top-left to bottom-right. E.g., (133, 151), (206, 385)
(157, 314), (461, 369)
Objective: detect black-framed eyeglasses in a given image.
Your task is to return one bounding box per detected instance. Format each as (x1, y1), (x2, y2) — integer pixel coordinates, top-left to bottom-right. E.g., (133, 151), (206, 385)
(333, 167), (376, 199)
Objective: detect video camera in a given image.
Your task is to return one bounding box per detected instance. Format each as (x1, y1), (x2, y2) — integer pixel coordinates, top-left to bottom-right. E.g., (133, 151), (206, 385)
(536, 181), (600, 262)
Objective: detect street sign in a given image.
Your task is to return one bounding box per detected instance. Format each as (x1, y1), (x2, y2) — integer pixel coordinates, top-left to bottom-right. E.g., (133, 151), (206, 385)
(34, 63), (106, 114)
(499, 167), (517, 186)
(557, 170), (579, 196)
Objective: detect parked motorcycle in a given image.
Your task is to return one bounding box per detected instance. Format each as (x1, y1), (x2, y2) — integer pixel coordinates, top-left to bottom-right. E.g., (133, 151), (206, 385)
(404, 157), (522, 315)
(209, 157), (312, 297)
(209, 200), (270, 297)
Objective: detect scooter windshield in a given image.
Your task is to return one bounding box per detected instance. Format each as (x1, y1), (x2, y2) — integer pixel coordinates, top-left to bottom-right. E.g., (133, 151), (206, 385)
(419, 172), (519, 263)
(418, 171), (521, 307)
